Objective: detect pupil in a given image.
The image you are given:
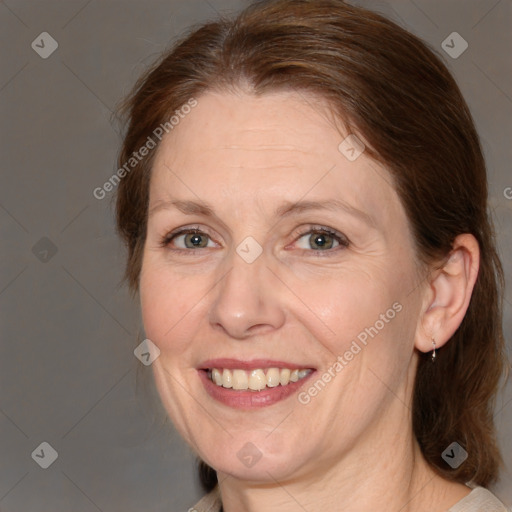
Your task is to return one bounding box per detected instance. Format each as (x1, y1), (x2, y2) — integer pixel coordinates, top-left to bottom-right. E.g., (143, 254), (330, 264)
(314, 234), (326, 247)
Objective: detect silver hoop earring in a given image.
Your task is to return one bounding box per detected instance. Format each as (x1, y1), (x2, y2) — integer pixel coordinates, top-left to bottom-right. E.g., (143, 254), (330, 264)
(431, 338), (436, 363)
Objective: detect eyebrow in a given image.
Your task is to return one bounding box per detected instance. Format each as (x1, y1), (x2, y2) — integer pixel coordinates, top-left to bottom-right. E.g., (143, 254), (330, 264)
(148, 198), (375, 227)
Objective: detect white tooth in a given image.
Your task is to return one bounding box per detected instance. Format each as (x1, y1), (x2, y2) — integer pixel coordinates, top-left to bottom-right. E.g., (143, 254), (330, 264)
(222, 369), (233, 388)
(266, 368), (280, 387)
(280, 368), (290, 385)
(212, 368), (223, 386)
(290, 369), (299, 382)
(249, 369), (267, 391)
(297, 369), (310, 379)
(232, 369), (249, 390)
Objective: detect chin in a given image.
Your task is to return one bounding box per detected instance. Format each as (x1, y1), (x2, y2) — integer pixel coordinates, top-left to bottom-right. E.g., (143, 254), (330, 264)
(199, 434), (315, 483)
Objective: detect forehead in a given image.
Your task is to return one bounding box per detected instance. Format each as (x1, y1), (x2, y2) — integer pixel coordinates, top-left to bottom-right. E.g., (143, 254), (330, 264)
(149, 91), (404, 231)
(159, 91), (345, 167)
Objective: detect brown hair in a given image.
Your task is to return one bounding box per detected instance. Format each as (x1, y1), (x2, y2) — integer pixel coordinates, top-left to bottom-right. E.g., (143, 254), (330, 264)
(115, 0), (506, 492)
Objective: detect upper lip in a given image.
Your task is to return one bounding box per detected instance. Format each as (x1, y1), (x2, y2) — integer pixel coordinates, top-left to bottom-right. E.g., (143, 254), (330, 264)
(198, 358), (315, 371)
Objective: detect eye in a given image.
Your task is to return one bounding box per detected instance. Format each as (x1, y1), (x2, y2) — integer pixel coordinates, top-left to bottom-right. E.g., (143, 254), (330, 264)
(293, 226), (349, 252)
(160, 227), (216, 251)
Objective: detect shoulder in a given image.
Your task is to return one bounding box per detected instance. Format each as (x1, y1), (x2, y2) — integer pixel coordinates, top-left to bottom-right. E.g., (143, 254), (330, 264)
(448, 486), (509, 512)
(188, 486), (222, 512)
(187, 485), (509, 512)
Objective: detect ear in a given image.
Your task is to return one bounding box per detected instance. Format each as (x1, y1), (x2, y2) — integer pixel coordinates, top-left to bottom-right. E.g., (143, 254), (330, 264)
(415, 233), (480, 353)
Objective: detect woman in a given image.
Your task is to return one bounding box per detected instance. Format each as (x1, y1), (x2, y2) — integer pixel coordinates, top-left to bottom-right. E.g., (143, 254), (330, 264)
(115, 0), (509, 510)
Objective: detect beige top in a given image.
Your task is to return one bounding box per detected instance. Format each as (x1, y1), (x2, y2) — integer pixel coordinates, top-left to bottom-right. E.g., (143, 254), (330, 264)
(189, 485), (509, 512)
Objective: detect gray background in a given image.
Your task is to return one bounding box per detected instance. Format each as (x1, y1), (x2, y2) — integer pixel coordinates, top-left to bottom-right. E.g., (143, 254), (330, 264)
(0, 0), (510, 510)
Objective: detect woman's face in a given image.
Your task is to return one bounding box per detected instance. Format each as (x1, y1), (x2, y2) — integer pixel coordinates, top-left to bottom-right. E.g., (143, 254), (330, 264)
(140, 91), (426, 481)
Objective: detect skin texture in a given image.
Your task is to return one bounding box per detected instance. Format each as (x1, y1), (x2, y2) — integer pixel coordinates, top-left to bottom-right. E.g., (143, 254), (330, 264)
(140, 91), (479, 511)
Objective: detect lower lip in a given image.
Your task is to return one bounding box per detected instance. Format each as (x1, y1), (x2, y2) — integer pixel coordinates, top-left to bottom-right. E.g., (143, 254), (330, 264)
(198, 370), (315, 409)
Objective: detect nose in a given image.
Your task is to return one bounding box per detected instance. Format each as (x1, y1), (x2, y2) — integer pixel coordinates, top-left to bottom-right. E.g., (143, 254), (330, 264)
(208, 252), (286, 340)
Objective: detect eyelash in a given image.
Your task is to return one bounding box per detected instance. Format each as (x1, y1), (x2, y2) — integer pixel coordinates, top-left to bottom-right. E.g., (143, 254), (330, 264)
(159, 225), (349, 256)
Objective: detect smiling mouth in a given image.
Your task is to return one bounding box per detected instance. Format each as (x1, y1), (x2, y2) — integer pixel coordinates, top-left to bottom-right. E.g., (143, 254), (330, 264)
(206, 367), (313, 391)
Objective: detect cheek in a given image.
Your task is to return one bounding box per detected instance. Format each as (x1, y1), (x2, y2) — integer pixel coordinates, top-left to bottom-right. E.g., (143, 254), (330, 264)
(288, 261), (416, 370)
(291, 266), (396, 333)
(139, 261), (204, 353)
